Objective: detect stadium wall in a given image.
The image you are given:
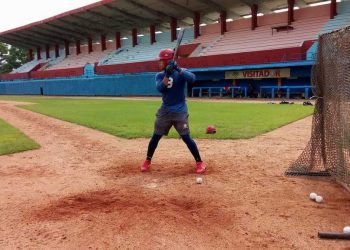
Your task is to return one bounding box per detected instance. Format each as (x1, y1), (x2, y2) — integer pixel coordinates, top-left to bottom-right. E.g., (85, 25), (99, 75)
(0, 64), (312, 97)
(0, 73), (159, 96)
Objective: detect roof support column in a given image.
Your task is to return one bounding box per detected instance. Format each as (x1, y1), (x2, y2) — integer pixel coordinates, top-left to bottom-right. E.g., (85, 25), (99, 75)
(132, 28), (138, 47)
(64, 40), (70, 56)
(220, 11), (227, 35)
(330, 0), (337, 19)
(28, 49), (34, 61)
(150, 25), (156, 45)
(251, 4), (258, 30)
(45, 45), (50, 59)
(101, 35), (107, 51)
(193, 12), (201, 39)
(76, 40), (81, 55)
(170, 17), (177, 42)
(115, 32), (121, 49)
(55, 44), (60, 58)
(36, 46), (42, 60)
(288, 0), (295, 25)
(88, 37), (93, 53)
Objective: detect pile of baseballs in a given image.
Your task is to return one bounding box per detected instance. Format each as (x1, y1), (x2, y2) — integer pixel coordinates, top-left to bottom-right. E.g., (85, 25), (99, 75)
(309, 192), (323, 203)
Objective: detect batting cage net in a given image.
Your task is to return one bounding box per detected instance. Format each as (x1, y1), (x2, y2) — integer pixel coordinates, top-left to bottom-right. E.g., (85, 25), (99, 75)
(286, 26), (350, 190)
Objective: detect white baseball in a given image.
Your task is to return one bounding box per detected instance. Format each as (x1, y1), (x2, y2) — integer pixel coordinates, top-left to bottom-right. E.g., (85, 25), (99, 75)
(343, 226), (350, 233)
(309, 192), (317, 200)
(196, 177), (203, 184)
(315, 195), (323, 203)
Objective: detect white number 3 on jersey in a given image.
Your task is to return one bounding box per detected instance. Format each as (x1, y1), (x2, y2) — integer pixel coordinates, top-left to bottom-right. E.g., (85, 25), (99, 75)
(167, 77), (174, 88)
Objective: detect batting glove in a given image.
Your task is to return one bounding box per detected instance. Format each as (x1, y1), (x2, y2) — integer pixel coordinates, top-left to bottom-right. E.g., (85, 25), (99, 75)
(170, 60), (182, 71)
(165, 65), (174, 77)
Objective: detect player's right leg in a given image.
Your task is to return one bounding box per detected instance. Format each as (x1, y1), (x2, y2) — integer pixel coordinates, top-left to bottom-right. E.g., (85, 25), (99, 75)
(141, 108), (172, 172)
(141, 133), (162, 172)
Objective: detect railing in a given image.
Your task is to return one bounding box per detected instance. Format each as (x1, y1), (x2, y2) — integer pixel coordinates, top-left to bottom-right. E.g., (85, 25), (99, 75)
(260, 85), (314, 99)
(192, 87), (247, 98)
(191, 85), (313, 99)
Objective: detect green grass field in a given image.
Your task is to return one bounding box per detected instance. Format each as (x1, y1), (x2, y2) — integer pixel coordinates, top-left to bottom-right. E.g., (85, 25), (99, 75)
(0, 96), (314, 139)
(0, 117), (40, 155)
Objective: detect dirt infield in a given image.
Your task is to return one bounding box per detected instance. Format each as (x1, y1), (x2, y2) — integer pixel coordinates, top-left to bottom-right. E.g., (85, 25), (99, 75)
(0, 101), (349, 250)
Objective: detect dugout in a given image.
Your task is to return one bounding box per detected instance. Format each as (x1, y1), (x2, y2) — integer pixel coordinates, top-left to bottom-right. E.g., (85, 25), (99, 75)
(190, 62), (313, 99)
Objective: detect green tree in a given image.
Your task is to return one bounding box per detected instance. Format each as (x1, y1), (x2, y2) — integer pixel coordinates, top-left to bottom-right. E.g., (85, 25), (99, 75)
(0, 43), (28, 74)
(0, 43), (8, 71)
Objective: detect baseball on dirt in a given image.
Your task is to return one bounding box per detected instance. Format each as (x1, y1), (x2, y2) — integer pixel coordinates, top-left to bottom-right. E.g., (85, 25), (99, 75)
(343, 226), (350, 233)
(309, 192), (317, 200)
(196, 177), (203, 184)
(315, 195), (323, 203)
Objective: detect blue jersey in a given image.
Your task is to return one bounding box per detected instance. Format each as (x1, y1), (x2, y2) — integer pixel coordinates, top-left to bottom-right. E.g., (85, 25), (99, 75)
(155, 69), (196, 113)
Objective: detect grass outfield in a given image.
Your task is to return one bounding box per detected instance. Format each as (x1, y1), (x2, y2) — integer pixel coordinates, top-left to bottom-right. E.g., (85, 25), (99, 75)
(0, 96), (314, 139)
(0, 118), (40, 155)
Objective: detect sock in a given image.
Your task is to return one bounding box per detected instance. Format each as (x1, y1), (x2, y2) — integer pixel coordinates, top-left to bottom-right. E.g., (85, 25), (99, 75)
(181, 134), (202, 162)
(146, 134), (162, 160)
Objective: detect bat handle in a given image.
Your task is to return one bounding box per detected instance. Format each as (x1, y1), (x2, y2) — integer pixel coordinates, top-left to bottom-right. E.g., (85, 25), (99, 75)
(318, 232), (350, 240)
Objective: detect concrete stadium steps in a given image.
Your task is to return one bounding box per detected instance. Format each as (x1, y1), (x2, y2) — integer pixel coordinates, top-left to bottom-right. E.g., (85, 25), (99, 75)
(45, 56), (66, 69)
(42, 29), (195, 68)
(43, 42), (116, 70)
(187, 4), (330, 57)
(99, 49), (125, 65)
(201, 16), (328, 56)
(191, 34), (224, 57)
(99, 29), (194, 65)
(308, 0), (350, 60)
(12, 49), (67, 73)
(318, 1), (350, 35)
(12, 60), (44, 73)
(99, 42), (176, 65)
(47, 49), (112, 70)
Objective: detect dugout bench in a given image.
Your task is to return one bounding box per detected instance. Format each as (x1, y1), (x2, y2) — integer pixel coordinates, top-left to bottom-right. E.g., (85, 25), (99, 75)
(191, 86), (247, 98)
(259, 86), (313, 99)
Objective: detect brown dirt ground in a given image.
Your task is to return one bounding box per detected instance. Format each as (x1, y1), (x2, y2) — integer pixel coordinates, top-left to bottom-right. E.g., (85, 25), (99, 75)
(0, 101), (349, 250)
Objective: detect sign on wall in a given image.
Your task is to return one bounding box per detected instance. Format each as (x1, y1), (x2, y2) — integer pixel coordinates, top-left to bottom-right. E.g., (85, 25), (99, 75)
(225, 68), (290, 79)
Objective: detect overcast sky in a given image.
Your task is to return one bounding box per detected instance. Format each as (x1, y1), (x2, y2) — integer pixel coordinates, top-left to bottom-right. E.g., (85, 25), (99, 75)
(0, 0), (101, 32)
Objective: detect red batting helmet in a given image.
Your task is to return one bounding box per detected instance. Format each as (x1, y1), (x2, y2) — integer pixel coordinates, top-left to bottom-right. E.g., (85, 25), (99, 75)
(158, 48), (174, 60)
(206, 125), (216, 134)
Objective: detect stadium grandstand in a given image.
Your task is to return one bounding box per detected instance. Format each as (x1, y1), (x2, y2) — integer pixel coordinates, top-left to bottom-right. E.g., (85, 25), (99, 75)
(0, 0), (348, 98)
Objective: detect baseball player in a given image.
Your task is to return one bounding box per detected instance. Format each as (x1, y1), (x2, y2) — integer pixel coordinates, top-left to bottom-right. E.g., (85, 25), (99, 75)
(141, 48), (206, 174)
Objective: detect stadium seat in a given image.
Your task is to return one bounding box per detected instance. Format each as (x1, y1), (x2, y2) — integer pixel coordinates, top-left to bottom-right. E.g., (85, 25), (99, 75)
(98, 29), (194, 65)
(188, 5), (329, 57)
(318, 0), (350, 35)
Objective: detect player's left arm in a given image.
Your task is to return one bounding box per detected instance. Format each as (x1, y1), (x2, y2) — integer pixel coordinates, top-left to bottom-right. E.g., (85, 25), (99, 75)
(167, 60), (196, 84)
(178, 69), (196, 84)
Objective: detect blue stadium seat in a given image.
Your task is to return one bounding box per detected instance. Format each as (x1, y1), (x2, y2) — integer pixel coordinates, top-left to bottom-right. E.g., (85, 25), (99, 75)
(318, 0), (350, 35)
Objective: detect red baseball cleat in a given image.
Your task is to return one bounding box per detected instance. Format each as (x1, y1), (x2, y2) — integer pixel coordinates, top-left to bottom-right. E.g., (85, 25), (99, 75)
(141, 159), (151, 172)
(196, 161), (206, 174)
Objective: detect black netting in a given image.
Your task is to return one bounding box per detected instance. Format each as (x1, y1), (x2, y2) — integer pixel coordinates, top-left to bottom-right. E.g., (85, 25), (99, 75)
(286, 26), (350, 189)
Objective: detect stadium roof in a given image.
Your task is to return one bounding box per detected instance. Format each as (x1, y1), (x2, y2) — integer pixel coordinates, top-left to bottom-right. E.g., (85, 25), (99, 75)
(0, 0), (332, 49)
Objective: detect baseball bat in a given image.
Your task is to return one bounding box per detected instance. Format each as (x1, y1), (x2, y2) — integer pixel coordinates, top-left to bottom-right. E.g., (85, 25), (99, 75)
(173, 28), (186, 60)
(318, 232), (350, 240)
